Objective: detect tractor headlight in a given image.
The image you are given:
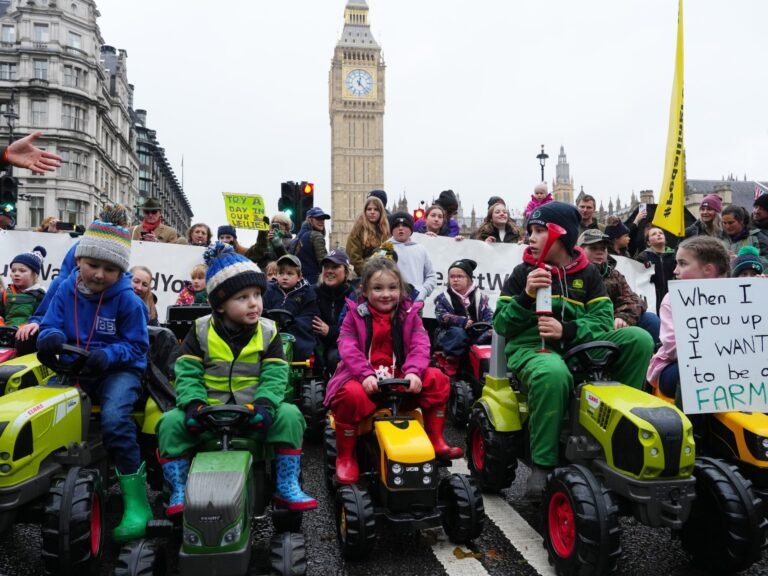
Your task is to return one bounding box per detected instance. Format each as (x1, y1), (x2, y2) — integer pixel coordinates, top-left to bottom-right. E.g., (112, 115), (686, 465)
(641, 430), (653, 440)
(183, 527), (203, 547)
(422, 476), (431, 485)
(393, 476), (403, 486)
(423, 463), (433, 474)
(0, 451), (9, 461)
(762, 438), (768, 449)
(0, 464), (10, 473)
(391, 463), (403, 475)
(744, 430), (768, 462)
(220, 523), (242, 546)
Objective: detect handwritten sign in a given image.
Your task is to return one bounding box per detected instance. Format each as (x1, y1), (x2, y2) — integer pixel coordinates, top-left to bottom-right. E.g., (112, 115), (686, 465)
(222, 193), (268, 230)
(670, 278), (768, 414)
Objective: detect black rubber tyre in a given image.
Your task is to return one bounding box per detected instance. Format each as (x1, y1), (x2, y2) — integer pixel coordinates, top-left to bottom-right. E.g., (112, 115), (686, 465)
(0, 510), (15, 535)
(465, 405), (517, 493)
(542, 465), (621, 576)
(681, 457), (766, 574)
(449, 379), (474, 428)
(335, 484), (376, 560)
(270, 531), (307, 576)
(439, 473), (485, 543)
(113, 539), (165, 576)
(323, 424), (337, 489)
(272, 508), (303, 534)
(41, 467), (106, 576)
(299, 379), (327, 441)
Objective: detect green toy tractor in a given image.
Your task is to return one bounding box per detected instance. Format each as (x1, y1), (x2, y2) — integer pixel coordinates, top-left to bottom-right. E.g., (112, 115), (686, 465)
(466, 334), (766, 575)
(324, 378), (485, 560)
(114, 404), (307, 576)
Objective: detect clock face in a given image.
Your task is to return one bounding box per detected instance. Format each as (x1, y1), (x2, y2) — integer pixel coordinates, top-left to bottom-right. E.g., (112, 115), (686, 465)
(345, 69), (374, 97)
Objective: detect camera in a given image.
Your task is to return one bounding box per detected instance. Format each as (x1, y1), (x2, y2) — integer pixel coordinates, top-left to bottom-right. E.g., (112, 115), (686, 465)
(55, 221), (75, 231)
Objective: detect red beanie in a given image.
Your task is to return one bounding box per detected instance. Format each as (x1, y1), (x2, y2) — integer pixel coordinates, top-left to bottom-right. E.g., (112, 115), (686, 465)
(700, 194), (722, 213)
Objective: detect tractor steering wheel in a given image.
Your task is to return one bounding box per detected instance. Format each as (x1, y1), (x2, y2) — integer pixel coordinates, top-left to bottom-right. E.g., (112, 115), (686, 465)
(0, 325), (17, 348)
(264, 309), (295, 330)
(38, 344), (91, 377)
(467, 321), (492, 337)
(198, 404), (253, 430)
(563, 341), (621, 379)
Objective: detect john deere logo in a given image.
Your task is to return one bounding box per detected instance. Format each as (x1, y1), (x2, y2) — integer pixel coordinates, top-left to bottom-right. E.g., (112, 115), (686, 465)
(572, 279), (584, 289)
(531, 209), (541, 219)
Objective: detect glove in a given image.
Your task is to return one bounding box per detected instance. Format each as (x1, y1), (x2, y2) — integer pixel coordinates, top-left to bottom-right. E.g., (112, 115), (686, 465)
(85, 350), (109, 373)
(37, 332), (66, 356)
(246, 402), (274, 434)
(185, 401), (207, 433)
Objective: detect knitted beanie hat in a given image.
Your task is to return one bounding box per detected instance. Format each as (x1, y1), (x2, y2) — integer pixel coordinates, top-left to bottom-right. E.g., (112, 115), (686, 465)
(217, 224), (237, 239)
(389, 211), (414, 231)
(448, 258), (477, 279)
(436, 189), (459, 213)
(367, 189), (388, 207)
(700, 194), (722, 213)
(754, 193), (768, 211)
(75, 220), (132, 271)
(604, 220), (630, 240)
(11, 245), (47, 275)
(527, 201), (581, 253)
(204, 241), (266, 308)
(732, 245), (763, 276)
(98, 204), (130, 227)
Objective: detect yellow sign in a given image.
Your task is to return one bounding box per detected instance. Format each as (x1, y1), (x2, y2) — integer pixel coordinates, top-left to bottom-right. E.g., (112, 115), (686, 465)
(652, 0), (686, 237)
(222, 193), (268, 230)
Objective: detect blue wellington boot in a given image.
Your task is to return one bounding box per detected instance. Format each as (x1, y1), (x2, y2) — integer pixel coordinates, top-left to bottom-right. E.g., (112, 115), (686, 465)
(158, 451), (190, 518)
(273, 448), (318, 511)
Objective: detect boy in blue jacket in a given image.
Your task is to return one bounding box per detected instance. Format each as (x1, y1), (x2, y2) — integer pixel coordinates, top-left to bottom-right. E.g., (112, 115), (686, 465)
(263, 254), (320, 362)
(37, 220), (152, 542)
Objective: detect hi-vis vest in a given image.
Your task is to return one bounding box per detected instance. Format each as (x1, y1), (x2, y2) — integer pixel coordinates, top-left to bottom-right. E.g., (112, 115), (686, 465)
(195, 314), (278, 405)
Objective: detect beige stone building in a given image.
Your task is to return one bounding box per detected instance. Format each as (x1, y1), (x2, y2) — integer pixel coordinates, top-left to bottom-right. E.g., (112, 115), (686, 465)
(552, 145), (574, 205)
(329, 0), (385, 248)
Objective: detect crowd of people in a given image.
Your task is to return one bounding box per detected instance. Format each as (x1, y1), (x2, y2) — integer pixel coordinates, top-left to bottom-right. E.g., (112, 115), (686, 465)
(2, 134), (768, 539)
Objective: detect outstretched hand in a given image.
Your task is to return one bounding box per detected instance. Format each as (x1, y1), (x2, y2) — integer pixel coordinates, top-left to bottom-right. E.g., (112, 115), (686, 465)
(7, 131), (62, 172)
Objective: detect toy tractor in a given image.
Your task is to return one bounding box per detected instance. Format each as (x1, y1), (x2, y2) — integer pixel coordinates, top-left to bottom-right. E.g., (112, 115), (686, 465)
(264, 309), (326, 440)
(114, 404), (307, 576)
(0, 326), (55, 396)
(433, 322), (492, 427)
(466, 333), (766, 575)
(324, 378), (485, 560)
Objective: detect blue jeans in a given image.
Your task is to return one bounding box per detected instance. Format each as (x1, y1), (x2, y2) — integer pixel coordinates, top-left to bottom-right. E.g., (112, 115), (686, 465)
(659, 362), (679, 399)
(80, 370), (143, 474)
(638, 311), (661, 346)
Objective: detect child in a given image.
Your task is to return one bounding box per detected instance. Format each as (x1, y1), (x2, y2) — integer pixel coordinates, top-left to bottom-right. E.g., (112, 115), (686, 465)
(263, 254), (319, 362)
(388, 212), (437, 302)
(155, 243), (316, 516)
(217, 224), (248, 255)
(648, 237), (730, 399)
(414, 204), (464, 240)
(176, 264), (208, 305)
(265, 261), (278, 282)
(434, 189), (462, 238)
(36, 221), (152, 541)
(0, 246), (47, 327)
(346, 196), (390, 275)
(313, 248), (356, 375)
(434, 259), (492, 375)
(494, 202), (653, 499)
(325, 257), (462, 484)
(635, 225), (676, 314)
(732, 245), (764, 278)
(475, 202), (521, 244)
(524, 182), (553, 220)
(604, 216), (632, 257)
(130, 265), (159, 326)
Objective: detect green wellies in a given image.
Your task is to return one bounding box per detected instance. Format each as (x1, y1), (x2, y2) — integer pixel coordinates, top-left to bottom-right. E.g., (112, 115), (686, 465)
(112, 461), (153, 542)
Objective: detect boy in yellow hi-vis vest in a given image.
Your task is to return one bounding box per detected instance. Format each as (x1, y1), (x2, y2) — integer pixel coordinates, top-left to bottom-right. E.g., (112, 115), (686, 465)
(156, 242), (316, 516)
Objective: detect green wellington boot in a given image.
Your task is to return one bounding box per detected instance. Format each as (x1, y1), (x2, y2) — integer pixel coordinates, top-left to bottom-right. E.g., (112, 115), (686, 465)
(113, 461), (154, 542)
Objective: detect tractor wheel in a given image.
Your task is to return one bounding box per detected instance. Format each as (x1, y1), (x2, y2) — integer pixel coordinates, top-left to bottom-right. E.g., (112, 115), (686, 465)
(681, 457), (766, 573)
(335, 484), (376, 560)
(466, 405), (517, 493)
(113, 539), (165, 576)
(270, 531), (307, 576)
(323, 424), (337, 489)
(542, 465), (621, 576)
(41, 467), (105, 576)
(449, 379), (474, 427)
(439, 473), (485, 543)
(300, 379), (327, 442)
(272, 508), (303, 534)
(0, 510), (15, 535)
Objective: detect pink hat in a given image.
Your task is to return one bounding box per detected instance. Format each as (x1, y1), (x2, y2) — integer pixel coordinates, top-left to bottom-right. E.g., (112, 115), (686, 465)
(700, 194), (722, 213)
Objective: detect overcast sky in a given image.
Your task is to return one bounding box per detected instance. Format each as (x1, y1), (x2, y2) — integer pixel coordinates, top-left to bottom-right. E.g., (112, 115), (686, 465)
(97, 0), (768, 243)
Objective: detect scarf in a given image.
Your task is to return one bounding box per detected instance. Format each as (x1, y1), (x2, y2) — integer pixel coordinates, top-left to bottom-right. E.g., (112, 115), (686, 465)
(141, 218), (161, 233)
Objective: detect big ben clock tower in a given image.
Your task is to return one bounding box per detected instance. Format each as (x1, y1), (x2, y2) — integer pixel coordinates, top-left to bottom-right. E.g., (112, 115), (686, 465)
(329, 0), (385, 248)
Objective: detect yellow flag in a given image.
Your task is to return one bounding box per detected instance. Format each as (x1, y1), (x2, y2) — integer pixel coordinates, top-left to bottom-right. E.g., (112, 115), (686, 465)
(653, 0), (686, 237)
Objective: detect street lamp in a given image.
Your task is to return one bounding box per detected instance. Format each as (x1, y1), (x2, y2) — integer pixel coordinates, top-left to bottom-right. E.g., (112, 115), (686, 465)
(536, 144), (548, 182)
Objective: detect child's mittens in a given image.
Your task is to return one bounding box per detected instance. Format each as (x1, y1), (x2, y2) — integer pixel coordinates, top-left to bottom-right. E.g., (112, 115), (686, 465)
(185, 400), (207, 433)
(37, 332), (66, 356)
(85, 350), (109, 373)
(246, 401), (274, 433)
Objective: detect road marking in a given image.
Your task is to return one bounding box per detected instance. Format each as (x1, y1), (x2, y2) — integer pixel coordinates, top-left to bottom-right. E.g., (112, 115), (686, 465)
(452, 459), (557, 576)
(431, 534), (491, 576)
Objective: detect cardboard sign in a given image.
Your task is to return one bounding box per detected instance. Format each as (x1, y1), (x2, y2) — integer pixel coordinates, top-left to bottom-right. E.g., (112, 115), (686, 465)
(223, 193), (268, 230)
(669, 278), (768, 414)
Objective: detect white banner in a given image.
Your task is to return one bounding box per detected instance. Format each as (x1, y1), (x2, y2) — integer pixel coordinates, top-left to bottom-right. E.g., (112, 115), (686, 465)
(410, 233), (656, 318)
(0, 230), (205, 322)
(669, 277), (768, 414)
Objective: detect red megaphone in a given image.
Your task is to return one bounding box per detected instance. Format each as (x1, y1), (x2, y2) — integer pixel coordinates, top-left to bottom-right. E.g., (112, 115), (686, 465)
(536, 223), (567, 267)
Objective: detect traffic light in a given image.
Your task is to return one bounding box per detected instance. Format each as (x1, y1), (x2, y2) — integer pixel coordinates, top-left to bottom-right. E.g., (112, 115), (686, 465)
(279, 181), (297, 223)
(0, 174), (18, 216)
(299, 181), (314, 219)
(413, 207), (425, 221)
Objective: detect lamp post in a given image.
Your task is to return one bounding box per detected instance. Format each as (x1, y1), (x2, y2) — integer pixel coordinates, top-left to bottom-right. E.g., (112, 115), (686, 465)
(536, 144), (548, 182)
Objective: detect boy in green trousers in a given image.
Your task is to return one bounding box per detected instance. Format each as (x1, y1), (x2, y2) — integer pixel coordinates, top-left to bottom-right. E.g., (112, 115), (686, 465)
(156, 242), (316, 516)
(494, 202), (653, 500)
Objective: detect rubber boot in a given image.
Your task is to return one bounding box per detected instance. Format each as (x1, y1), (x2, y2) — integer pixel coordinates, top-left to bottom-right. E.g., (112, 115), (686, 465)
(158, 450), (190, 518)
(334, 422), (360, 485)
(273, 448), (318, 511)
(113, 462), (154, 542)
(423, 406), (464, 459)
(444, 356), (460, 377)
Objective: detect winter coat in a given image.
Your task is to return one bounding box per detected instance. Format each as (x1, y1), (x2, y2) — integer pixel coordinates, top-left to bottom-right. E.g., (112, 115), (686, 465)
(289, 222), (327, 284)
(0, 284), (46, 326)
(245, 229), (293, 269)
(346, 227), (388, 276)
(263, 279), (320, 361)
(722, 228), (768, 269)
(38, 271), (149, 373)
(597, 256), (646, 326)
(473, 221), (521, 243)
(325, 298), (429, 405)
(315, 281), (357, 352)
(635, 247), (676, 314)
(684, 220), (726, 240)
(175, 283), (208, 305)
(434, 285), (492, 345)
(131, 222), (179, 243)
(524, 193), (554, 219)
(389, 236), (437, 301)
(30, 242), (78, 324)
(647, 293), (675, 384)
(413, 218), (461, 238)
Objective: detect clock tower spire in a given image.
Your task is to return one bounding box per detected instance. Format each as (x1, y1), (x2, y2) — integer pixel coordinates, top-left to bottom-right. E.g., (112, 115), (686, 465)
(329, 0), (386, 248)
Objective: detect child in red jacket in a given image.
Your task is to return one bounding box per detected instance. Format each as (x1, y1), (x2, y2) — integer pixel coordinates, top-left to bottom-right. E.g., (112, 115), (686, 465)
(325, 257), (462, 484)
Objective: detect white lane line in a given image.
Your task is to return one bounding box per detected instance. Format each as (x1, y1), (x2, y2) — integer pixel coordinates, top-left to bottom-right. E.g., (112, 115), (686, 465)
(431, 534), (491, 576)
(452, 459), (557, 576)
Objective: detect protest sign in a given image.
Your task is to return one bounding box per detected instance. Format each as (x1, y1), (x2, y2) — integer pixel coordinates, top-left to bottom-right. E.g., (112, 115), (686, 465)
(223, 193), (268, 230)
(669, 278), (768, 414)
